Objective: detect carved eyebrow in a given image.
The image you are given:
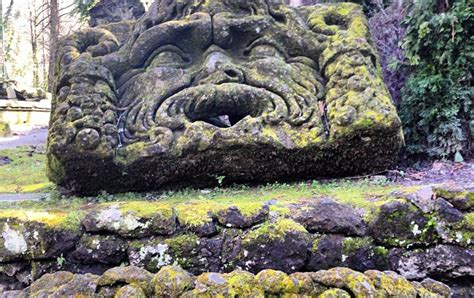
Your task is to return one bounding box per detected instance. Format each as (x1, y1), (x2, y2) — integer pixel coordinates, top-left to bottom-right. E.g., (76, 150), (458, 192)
(143, 44), (190, 67)
(244, 37), (288, 59)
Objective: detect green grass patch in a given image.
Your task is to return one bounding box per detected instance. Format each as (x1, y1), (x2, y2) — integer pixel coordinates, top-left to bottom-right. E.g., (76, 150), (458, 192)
(0, 179), (400, 227)
(0, 146), (53, 193)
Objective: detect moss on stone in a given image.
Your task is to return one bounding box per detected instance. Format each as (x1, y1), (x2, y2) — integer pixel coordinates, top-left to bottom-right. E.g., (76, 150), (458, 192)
(153, 265), (195, 296)
(116, 201), (174, 218)
(224, 270), (264, 296)
(175, 200), (218, 227)
(244, 218), (308, 242)
(318, 288), (351, 297)
(342, 237), (373, 255)
(0, 209), (82, 230)
(255, 269), (294, 294)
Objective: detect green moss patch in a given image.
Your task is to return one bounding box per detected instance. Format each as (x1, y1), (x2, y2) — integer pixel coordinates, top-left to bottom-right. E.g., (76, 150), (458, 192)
(0, 147), (53, 193)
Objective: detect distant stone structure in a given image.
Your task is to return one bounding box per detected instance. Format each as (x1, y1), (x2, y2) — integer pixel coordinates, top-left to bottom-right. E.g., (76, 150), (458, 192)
(48, 0), (403, 194)
(89, 0), (145, 27)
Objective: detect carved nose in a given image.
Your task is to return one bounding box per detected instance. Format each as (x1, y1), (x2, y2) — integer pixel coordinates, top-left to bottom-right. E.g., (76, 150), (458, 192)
(220, 64), (244, 83)
(197, 51), (245, 85)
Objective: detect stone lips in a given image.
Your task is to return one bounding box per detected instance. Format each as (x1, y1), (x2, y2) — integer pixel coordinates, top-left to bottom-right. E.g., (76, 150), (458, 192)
(47, 0), (404, 194)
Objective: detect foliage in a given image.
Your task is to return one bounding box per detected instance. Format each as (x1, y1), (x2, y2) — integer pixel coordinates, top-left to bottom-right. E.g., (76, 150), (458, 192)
(73, 0), (98, 18)
(368, 1), (410, 104)
(399, 0), (473, 158)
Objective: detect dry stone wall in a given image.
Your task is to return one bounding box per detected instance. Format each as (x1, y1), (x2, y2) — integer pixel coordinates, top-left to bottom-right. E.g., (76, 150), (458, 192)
(0, 184), (472, 295)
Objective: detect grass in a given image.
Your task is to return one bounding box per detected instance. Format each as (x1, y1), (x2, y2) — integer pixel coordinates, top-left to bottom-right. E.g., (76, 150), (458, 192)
(0, 146), (53, 193)
(0, 147), (405, 224)
(0, 178), (401, 226)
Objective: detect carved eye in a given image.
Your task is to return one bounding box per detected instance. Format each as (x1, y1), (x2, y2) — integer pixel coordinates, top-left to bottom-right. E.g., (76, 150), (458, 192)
(150, 51), (189, 68)
(247, 44), (284, 59)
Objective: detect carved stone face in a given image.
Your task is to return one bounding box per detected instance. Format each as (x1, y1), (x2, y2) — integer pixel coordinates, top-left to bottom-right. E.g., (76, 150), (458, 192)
(118, 4), (326, 153)
(47, 0), (403, 194)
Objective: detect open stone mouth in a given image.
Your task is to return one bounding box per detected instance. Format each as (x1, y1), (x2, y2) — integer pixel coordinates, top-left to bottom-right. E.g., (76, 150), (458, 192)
(154, 83), (290, 130)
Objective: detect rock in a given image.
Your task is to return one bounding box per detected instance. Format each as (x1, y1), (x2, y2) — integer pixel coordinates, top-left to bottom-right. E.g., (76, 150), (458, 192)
(28, 271), (74, 296)
(45, 274), (98, 296)
(48, 1), (403, 195)
(435, 198), (464, 223)
(128, 234), (207, 273)
(97, 266), (153, 295)
(187, 272), (230, 297)
(311, 267), (376, 297)
(216, 204), (269, 228)
(69, 234), (128, 265)
(368, 201), (438, 247)
(255, 269), (294, 294)
(291, 199), (367, 236)
(81, 203), (177, 238)
(89, 0), (145, 27)
(0, 290), (26, 298)
(434, 184), (474, 211)
(364, 270), (417, 297)
(0, 265), (454, 297)
(0, 220), (80, 262)
(237, 219), (311, 273)
(0, 262), (31, 291)
(341, 237), (390, 272)
(152, 266), (195, 296)
(223, 270), (264, 296)
(307, 235), (344, 271)
(399, 186), (436, 213)
(176, 203), (217, 237)
(421, 278), (451, 297)
(389, 244), (474, 279)
(289, 272), (326, 295)
(319, 288), (351, 297)
(114, 284), (146, 298)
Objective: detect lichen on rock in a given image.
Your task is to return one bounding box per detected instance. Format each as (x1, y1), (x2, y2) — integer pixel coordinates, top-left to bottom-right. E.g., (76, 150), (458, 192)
(47, 0), (403, 195)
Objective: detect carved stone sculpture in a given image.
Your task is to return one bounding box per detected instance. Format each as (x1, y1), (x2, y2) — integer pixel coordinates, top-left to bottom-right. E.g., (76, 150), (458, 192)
(47, 0), (404, 194)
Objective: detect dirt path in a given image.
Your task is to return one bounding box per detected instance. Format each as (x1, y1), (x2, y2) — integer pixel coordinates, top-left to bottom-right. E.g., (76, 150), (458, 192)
(0, 127), (48, 149)
(0, 193), (47, 201)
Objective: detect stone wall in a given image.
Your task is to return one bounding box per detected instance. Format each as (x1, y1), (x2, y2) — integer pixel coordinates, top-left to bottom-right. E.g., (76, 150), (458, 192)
(0, 184), (473, 295)
(1, 266), (452, 297)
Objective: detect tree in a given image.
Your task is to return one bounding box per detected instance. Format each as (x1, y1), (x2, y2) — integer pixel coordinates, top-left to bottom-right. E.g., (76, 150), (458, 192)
(48, 0), (59, 91)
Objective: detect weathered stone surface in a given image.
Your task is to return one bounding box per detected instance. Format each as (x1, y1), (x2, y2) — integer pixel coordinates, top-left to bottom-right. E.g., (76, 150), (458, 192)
(114, 284), (146, 298)
(434, 184), (474, 211)
(389, 244), (474, 279)
(81, 203), (177, 238)
(152, 266), (194, 296)
(237, 219), (311, 273)
(97, 266), (153, 295)
(368, 200), (438, 247)
(216, 204), (269, 228)
(312, 267), (376, 297)
(48, 0), (403, 195)
(69, 234), (128, 265)
(3, 265), (452, 297)
(0, 220), (80, 262)
(89, 0), (145, 27)
(26, 271), (98, 297)
(364, 270), (417, 297)
(291, 199), (367, 236)
(1, 184), (472, 292)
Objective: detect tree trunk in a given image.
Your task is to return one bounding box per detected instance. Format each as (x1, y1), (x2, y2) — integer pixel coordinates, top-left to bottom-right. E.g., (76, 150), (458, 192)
(48, 0), (59, 92)
(28, 3), (40, 88)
